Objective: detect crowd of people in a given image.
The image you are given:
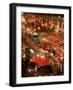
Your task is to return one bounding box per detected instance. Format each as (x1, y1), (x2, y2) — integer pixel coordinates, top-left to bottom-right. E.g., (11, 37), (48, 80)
(21, 13), (64, 35)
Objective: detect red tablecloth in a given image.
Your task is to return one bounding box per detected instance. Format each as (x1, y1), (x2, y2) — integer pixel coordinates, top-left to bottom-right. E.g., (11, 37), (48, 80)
(30, 57), (49, 66)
